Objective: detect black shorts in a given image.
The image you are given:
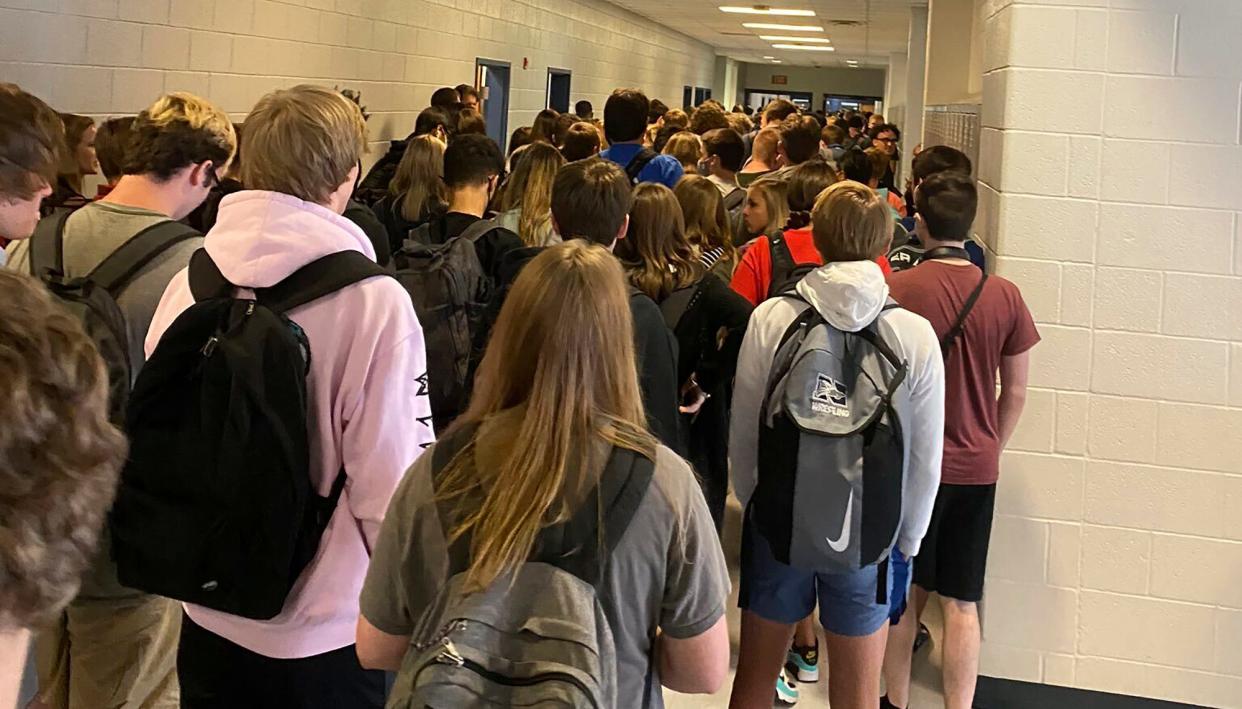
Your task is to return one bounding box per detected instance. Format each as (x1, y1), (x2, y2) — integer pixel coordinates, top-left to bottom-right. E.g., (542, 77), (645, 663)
(913, 483), (996, 603)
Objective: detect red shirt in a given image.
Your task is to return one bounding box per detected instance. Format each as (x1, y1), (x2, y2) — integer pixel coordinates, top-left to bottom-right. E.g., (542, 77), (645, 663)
(888, 260), (1040, 485)
(730, 228), (892, 307)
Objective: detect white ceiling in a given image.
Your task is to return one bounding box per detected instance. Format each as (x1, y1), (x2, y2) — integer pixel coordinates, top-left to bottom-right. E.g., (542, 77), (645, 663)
(616, 1), (922, 68)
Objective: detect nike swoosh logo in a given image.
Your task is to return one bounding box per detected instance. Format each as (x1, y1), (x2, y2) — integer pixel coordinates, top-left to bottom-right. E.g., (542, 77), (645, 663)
(826, 491), (853, 553)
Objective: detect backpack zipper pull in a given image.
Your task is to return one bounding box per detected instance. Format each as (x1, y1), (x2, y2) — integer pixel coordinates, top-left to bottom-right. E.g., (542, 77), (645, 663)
(435, 639), (465, 667)
(245, 302), (255, 316)
(201, 336), (219, 357)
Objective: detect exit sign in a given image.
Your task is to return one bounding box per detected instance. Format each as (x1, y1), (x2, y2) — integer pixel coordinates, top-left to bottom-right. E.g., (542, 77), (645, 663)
(772, 75), (788, 85)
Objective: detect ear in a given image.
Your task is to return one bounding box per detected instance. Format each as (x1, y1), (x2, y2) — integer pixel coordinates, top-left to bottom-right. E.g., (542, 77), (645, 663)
(551, 215), (562, 238)
(616, 214), (630, 240)
(188, 161), (212, 188)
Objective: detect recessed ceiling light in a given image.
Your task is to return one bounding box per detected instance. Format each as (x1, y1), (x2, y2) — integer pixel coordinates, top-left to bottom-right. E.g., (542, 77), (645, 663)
(772, 60), (782, 63)
(742, 22), (823, 31)
(762, 55), (775, 59)
(760, 35), (831, 43)
(771, 43), (835, 51)
(720, 6), (816, 16)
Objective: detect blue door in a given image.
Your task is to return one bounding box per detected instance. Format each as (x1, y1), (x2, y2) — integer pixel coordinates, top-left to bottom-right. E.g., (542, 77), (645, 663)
(476, 59), (511, 152)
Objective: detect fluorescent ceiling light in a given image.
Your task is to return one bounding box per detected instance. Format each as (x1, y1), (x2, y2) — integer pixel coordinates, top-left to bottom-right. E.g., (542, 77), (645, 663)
(742, 22), (823, 31)
(760, 35), (831, 43)
(762, 55), (775, 59)
(720, 6), (816, 16)
(772, 43), (835, 51)
(772, 60), (782, 63)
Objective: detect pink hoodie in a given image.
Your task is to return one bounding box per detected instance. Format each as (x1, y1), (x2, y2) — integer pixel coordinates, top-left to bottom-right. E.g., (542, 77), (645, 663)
(145, 191), (434, 658)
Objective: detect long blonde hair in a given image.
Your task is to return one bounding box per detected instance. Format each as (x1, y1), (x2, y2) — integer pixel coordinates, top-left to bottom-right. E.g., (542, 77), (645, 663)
(436, 242), (658, 592)
(496, 142), (565, 246)
(389, 134), (446, 222)
(615, 183), (704, 301)
(675, 175), (738, 271)
(748, 178), (788, 237)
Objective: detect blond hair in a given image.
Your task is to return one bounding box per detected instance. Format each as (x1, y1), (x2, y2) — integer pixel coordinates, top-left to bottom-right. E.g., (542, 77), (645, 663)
(663, 131), (703, 171)
(616, 183), (703, 301)
(436, 241), (657, 593)
(747, 178), (788, 237)
(390, 134), (446, 223)
(125, 92), (236, 180)
(811, 180), (891, 262)
(241, 85), (367, 204)
(496, 142), (565, 246)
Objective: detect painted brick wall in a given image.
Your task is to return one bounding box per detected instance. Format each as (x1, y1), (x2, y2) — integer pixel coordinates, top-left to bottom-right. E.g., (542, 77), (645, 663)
(0, 0), (715, 166)
(979, 1), (1242, 706)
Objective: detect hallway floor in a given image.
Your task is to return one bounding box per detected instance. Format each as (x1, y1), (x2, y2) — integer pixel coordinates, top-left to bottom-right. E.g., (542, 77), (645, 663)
(664, 499), (948, 708)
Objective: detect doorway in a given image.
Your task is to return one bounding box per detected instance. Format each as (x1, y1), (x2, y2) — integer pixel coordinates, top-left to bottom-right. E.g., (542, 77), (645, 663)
(824, 94), (883, 115)
(693, 87), (712, 105)
(547, 68), (571, 113)
(682, 85), (693, 110)
(744, 89), (813, 112)
(476, 58), (511, 152)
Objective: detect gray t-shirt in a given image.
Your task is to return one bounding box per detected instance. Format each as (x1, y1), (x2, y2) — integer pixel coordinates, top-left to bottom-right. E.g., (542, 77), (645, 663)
(5, 201), (202, 384)
(360, 414), (730, 707)
(5, 201), (201, 599)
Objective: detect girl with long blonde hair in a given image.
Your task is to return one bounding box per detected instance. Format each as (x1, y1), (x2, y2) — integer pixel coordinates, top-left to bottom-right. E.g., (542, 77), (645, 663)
(741, 177), (788, 245)
(675, 175), (738, 278)
(494, 141), (564, 246)
(356, 241), (731, 702)
(373, 134), (447, 255)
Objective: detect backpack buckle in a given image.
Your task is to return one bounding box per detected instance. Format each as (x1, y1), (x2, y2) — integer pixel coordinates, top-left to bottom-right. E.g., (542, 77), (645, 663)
(201, 336), (219, 358)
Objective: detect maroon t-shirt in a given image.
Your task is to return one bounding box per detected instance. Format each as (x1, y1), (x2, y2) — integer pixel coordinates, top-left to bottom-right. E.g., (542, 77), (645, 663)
(888, 261), (1040, 485)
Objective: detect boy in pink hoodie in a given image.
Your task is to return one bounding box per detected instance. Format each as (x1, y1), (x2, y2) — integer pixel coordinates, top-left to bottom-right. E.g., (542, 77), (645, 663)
(144, 85), (433, 708)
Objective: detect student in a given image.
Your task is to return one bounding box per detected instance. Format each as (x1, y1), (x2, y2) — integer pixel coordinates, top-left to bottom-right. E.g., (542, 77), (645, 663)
(139, 85), (432, 709)
(356, 240), (730, 706)
(355, 105), (453, 205)
(772, 115), (823, 179)
(494, 141), (565, 247)
(561, 121), (602, 161)
(890, 146), (986, 271)
(647, 98), (670, 125)
(46, 113), (96, 212)
(7, 91), (236, 709)
(553, 112), (578, 147)
(652, 124), (682, 154)
(727, 111), (754, 137)
(700, 128), (747, 240)
(729, 180), (944, 709)
(185, 122), (246, 234)
(864, 147), (907, 218)
(574, 98), (593, 120)
(530, 108), (560, 144)
(742, 99), (798, 163)
(868, 113), (885, 132)
(455, 83), (479, 112)
(0, 270), (128, 709)
(821, 123), (848, 165)
(883, 172), (1038, 709)
(601, 89), (684, 188)
(92, 116), (135, 199)
(456, 108), (486, 136)
(430, 86), (460, 109)
(663, 131), (704, 175)
(675, 174), (738, 279)
(661, 109), (690, 130)
(617, 183), (753, 531)
(371, 134), (448, 257)
(690, 103), (730, 135)
(0, 84), (62, 260)
(842, 114), (868, 150)
(551, 158), (682, 451)
(869, 123), (901, 192)
(739, 127), (780, 188)
(730, 160), (892, 307)
(739, 178), (788, 246)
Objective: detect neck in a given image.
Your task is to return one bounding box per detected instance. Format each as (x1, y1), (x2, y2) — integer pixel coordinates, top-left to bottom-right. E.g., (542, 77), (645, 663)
(711, 167), (737, 182)
(448, 185), (489, 218)
(100, 174), (181, 218)
(923, 237), (971, 262)
(742, 157), (773, 173)
(617, 138), (644, 147)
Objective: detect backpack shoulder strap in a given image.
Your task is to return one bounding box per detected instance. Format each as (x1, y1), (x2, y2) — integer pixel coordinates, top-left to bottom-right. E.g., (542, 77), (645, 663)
(767, 231), (796, 291)
(29, 209), (72, 277)
(724, 187), (745, 210)
(405, 221), (435, 248)
(188, 248), (234, 302)
(597, 447), (655, 559)
(259, 251), (391, 314)
(457, 218), (500, 244)
(89, 220), (200, 293)
(659, 283), (700, 332)
(941, 272), (990, 357)
(626, 148), (659, 183)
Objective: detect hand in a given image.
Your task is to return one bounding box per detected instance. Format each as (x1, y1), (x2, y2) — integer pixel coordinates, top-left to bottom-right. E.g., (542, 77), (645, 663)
(679, 378), (709, 415)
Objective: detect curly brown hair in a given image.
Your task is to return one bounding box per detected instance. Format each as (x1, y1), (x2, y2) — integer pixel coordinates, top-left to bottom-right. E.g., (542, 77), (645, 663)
(0, 271), (126, 628)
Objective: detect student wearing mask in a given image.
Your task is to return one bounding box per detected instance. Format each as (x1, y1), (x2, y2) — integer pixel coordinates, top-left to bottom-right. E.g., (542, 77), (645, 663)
(699, 128), (747, 241)
(494, 141), (565, 247)
(142, 85), (433, 709)
(9, 91), (236, 709)
(601, 89), (684, 188)
(882, 173), (1038, 709)
(618, 183), (752, 530)
(729, 181), (944, 709)
(371, 134), (448, 257)
(357, 241), (730, 707)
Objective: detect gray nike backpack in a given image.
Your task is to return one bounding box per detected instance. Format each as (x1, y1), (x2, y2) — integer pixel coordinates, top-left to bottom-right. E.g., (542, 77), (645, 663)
(390, 425), (654, 709)
(752, 294), (909, 580)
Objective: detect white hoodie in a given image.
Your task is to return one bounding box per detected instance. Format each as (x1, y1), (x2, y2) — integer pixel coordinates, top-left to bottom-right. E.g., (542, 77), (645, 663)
(730, 260), (945, 558)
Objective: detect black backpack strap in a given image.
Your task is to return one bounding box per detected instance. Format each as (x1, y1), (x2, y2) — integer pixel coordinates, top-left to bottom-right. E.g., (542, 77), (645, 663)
(625, 148), (659, 183)
(659, 283), (700, 332)
(258, 251), (391, 315)
(597, 448), (655, 559)
(28, 209), (73, 277)
(456, 219), (500, 244)
(89, 220), (200, 293)
(766, 231), (799, 299)
(853, 326), (909, 395)
(940, 273), (989, 357)
(187, 248), (235, 302)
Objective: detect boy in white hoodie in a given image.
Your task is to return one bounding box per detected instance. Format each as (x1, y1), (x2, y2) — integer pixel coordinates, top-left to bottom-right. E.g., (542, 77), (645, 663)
(729, 181), (944, 709)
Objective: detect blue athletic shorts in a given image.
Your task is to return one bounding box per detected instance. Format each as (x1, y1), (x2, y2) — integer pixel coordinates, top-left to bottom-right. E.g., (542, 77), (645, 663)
(739, 518), (900, 638)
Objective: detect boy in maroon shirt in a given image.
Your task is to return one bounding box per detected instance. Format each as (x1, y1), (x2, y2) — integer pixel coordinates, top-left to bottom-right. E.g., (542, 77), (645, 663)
(882, 172), (1040, 709)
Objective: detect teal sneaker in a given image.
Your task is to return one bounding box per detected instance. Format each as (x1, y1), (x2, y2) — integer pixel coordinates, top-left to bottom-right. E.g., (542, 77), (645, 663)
(775, 668), (800, 705)
(785, 642), (820, 683)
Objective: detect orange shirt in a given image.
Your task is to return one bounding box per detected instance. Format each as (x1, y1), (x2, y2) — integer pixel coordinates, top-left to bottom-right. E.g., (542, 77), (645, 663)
(730, 227), (893, 306)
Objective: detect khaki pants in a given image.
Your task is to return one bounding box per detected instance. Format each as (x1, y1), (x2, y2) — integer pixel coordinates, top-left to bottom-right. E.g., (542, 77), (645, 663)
(32, 594), (180, 709)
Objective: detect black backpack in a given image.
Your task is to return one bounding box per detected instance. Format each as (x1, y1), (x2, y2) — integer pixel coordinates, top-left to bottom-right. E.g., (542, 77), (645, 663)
(393, 219), (499, 434)
(624, 148), (660, 185)
(28, 209), (199, 422)
(765, 230), (818, 300)
(112, 249), (390, 620)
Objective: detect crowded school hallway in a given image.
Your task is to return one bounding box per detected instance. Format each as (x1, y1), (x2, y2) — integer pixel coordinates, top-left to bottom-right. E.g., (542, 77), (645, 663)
(1, 1), (1239, 708)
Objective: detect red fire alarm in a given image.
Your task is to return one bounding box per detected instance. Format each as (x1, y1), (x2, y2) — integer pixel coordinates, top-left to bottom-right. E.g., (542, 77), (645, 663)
(522, 58), (529, 70)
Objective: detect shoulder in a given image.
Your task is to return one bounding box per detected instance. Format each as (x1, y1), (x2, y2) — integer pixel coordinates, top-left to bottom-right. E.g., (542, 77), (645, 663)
(647, 445), (701, 518)
(879, 306), (940, 365)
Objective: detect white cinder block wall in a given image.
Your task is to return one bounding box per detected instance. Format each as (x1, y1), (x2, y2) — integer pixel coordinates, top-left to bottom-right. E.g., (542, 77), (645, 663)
(979, 1), (1242, 706)
(0, 0), (715, 167)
